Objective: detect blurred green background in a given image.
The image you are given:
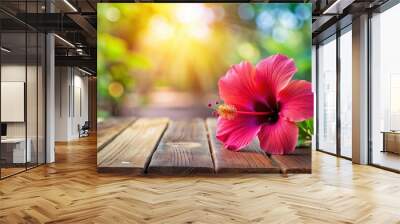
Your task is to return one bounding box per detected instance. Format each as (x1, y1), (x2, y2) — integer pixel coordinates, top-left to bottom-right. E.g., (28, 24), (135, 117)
(98, 3), (312, 125)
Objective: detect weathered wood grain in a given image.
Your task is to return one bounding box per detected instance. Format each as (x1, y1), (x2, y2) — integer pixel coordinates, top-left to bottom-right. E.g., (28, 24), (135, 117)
(97, 117), (136, 151)
(97, 118), (169, 174)
(147, 119), (214, 175)
(206, 118), (280, 174)
(271, 147), (311, 174)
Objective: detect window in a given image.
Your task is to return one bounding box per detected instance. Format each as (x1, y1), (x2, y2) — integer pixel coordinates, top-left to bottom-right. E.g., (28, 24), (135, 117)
(339, 28), (352, 158)
(370, 3), (400, 171)
(317, 36), (337, 154)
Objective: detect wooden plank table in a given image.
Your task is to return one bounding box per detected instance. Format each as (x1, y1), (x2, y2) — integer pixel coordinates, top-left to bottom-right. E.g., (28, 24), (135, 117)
(148, 119), (214, 175)
(97, 117), (311, 175)
(206, 118), (280, 174)
(97, 117), (136, 151)
(270, 147), (311, 174)
(97, 118), (168, 174)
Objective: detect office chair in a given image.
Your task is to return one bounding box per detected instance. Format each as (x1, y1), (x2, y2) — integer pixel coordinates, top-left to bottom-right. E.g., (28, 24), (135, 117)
(79, 121), (90, 138)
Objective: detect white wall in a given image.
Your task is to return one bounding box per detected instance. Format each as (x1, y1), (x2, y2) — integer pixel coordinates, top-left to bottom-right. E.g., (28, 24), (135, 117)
(55, 67), (70, 141)
(55, 67), (89, 141)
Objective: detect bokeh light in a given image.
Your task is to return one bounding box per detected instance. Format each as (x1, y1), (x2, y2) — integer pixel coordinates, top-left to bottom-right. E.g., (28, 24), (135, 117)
(175, 4), (212, 24)
(238, 42), (260, 63)
(256, 11), (275, 33)
(279, 11), (301, 30)
(108, 82), (124, 98)
(238, 3), (255, 21)
(98, 3), (311, 118)
(105, 6), (120, 22)
(148, 16), (174, 42)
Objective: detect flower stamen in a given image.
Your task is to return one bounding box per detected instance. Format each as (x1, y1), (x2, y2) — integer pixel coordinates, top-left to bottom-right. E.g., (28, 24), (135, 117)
(217, 104), (237, 120)
(216, 104), (273, 120)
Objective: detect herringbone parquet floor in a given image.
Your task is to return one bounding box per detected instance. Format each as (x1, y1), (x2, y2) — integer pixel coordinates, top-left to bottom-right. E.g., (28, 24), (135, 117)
(1, 135), (400, 224)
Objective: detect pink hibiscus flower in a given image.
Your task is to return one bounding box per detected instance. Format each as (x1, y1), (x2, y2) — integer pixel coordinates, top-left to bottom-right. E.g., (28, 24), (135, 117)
(215, 54), (313, 155)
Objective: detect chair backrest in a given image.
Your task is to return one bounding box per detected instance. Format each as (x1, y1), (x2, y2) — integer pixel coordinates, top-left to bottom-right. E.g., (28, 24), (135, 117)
(82, 121), (90, 129)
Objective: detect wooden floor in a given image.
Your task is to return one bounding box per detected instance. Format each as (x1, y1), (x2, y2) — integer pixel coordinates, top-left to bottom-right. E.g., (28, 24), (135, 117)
(1, 136), (400, 223)
(373, 151), (400, 171)
(1, 167), (26, 178)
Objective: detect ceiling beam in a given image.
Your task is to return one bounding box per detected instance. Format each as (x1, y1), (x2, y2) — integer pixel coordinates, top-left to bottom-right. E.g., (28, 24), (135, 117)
(12, 13), (82, 32)
(55, 55), (96, 72)
(323, 0), (356, 14)
(67, 13), (96, 39)
(312, 15), (335, 33)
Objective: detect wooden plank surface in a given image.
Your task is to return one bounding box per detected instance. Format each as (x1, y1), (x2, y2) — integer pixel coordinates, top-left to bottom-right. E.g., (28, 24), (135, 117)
(97, 117), (136, 151)
(147, 119), (214, 175)
(97, 118), (169, 174)
(270, 147), (311, 174)
(206, 118), (280, 174)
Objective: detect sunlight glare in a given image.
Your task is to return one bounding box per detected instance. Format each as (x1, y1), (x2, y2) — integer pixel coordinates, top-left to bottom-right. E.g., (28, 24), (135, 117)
(173, 4), (214, 40)
(175, 4), (214, 25)
(176, 4), (205, 24)
(187, 24), (210, 40)
(149, 16), (174, 41)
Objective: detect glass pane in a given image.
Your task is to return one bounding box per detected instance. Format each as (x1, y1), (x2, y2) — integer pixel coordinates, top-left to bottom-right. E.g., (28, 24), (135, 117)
(0, 1), (46, 178)
(340, 29), (352, 158)
(312, 45), (317, 151)
(26, 0), (39, 170)
(27, 31), (38, 169)
(38, 33), (45, 165)
(371, 4), (400, 171)
(317, 37), (337, 154)
(1, 30), (27, 177)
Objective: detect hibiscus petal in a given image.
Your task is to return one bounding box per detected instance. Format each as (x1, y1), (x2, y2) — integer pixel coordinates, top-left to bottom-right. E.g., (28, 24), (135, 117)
(216, 116), (260, 151)
(255, 54), (297, 107)
(258, 118), (298, 155)
(278, 80), (314, 122)
(218, 61), (262, 111)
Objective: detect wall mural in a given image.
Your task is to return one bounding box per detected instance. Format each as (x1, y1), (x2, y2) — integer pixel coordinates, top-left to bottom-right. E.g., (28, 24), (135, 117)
(97, 3), (313, 175)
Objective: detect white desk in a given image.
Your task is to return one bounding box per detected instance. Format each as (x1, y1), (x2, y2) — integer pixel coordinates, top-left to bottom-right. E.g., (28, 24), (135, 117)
(1, 138), (31, 163)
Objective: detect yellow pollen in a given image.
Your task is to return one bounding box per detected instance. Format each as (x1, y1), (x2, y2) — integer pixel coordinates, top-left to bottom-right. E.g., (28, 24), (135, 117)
(217, 104), (237, 120)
